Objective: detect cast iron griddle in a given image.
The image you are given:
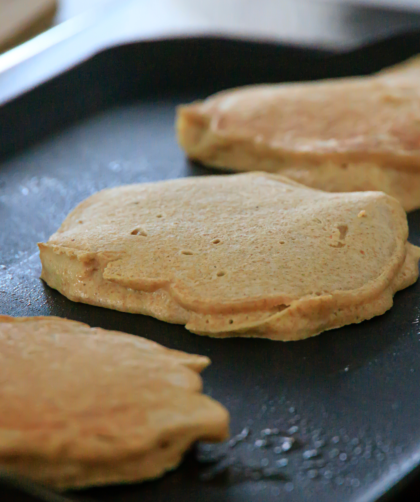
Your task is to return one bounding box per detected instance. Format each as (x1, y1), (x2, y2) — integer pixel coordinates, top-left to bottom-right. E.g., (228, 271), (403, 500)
(2, 36), (420, 502)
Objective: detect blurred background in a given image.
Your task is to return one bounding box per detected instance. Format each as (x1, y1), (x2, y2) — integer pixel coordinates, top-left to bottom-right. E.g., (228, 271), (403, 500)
(3, 0), (420, 57)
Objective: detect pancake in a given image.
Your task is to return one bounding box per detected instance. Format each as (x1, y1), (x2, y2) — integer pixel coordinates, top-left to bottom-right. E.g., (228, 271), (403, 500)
(39, 173), (420, 341)
(176, 58), (420, 211)
(0, 316), (228, 489)
(378, 54), (420, 78)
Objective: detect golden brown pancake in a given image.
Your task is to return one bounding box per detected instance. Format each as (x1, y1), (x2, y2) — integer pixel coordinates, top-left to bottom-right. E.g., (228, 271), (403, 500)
(176, 57), (420, 211)
(0, 316), (228, 489)
(378, 54), (420, 78)
(39, 173), (420, 341)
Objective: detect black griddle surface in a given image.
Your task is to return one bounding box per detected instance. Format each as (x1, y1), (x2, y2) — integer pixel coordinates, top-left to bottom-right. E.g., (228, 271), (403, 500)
(2, 36), (420, 502)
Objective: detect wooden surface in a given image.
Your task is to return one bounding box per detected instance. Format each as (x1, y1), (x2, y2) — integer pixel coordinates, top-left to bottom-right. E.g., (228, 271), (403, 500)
(0, 0), (57, 53)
